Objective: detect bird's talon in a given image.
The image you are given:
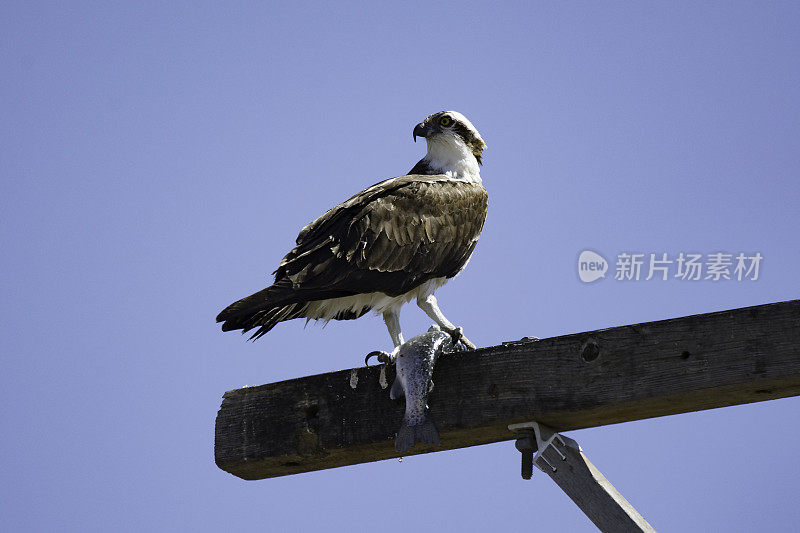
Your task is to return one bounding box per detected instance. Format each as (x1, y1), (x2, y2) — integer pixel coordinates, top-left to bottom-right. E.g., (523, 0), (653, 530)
(365, 350), (388, 366)
(365, 350), (395, 366)
(446, 326), (476, 350)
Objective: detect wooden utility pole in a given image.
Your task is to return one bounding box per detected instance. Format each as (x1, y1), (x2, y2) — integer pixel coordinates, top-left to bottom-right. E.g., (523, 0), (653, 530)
(216, 299), (800, 480)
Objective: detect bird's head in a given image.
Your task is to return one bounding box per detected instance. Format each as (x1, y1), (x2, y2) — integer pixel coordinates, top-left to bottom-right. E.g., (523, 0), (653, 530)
(413, 111), (487, 171)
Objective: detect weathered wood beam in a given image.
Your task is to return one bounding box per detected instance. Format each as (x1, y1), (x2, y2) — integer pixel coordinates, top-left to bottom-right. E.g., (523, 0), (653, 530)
(215, 299), (800, 480)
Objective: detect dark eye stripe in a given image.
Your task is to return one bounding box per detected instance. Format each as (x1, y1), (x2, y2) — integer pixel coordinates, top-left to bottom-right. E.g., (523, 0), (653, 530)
(452, 122), (471, 139)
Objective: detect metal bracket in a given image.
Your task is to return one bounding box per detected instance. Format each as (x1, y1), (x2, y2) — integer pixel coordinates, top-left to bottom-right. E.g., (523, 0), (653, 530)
(508, 422), (656, 532)
(509, 421), (572, 479)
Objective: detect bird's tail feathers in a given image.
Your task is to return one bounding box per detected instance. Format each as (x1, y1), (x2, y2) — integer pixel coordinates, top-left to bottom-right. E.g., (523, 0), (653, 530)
(216, 282), (307, 340)
(216, 278), (372, 340)
(246, 302), (307, 340)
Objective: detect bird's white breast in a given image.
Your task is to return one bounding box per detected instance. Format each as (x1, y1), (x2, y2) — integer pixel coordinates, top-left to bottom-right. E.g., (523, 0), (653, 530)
(303, 276), (450, 321)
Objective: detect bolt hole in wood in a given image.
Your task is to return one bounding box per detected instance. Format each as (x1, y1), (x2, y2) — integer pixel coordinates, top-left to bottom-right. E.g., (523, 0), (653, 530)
(681, 350), (691, 360)
(580, 339), (600, 362)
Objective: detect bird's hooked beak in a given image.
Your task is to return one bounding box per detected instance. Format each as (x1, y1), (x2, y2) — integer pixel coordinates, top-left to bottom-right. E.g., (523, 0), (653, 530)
(413, 122), (430, 142)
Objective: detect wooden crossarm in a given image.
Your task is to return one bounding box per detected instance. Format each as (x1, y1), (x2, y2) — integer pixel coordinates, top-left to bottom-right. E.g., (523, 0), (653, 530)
(215, 299), (800, 480)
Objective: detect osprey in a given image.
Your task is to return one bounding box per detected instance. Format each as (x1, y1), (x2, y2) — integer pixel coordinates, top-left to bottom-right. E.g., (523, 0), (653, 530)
(217, 111), (488, 351)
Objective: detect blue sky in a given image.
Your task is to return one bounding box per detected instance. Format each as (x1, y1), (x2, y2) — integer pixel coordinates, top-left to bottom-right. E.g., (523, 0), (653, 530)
(3, 2), (799, 531)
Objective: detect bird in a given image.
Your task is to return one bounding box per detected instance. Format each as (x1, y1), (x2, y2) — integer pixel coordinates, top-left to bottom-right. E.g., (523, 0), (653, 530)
(216, 110), (488, 354)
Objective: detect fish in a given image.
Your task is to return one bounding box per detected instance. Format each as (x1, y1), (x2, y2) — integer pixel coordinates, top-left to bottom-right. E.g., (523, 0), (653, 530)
(389, 326), (459, 453)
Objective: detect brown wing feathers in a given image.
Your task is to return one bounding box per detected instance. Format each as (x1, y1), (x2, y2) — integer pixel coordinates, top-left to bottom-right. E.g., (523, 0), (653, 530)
(216, 175), (488, 339)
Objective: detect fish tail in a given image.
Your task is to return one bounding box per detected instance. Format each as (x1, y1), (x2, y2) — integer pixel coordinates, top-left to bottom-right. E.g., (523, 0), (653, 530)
(415, 413), (441, 447)
(395, 421), (415, 453)
(395, 410), (441, 453)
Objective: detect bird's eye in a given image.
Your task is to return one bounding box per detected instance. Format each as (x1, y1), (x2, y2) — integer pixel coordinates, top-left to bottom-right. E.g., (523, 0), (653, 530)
(439, 116), (452, 127)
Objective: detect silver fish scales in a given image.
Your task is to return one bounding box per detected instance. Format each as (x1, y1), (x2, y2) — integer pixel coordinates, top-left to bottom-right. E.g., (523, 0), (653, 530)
(388, 326), (460, 453)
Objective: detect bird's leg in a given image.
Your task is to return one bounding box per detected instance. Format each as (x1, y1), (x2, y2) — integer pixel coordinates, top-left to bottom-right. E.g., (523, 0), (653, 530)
(383, 309), (404, 348)
(417, 294), (476, 349)
(365, 310), (404, 365)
